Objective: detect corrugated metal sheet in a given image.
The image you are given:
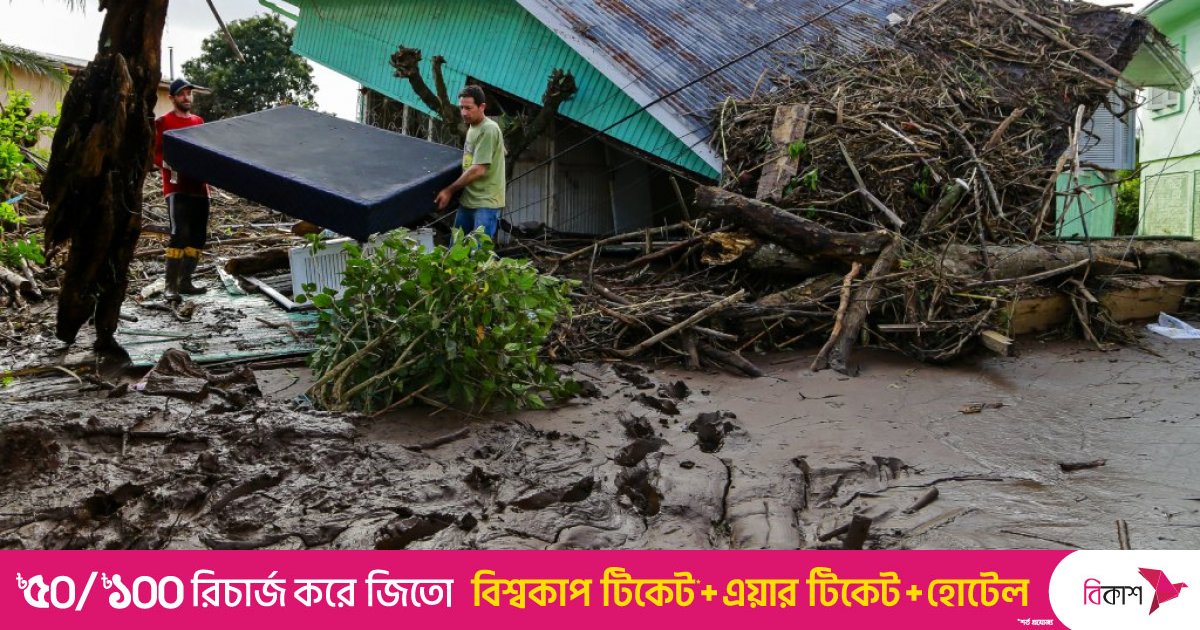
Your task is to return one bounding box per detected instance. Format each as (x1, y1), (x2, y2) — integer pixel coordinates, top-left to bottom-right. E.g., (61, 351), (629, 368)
(554, 128), (614, 234)
(1056, 171), (1116, 239)
(517, 0), (917, 173)
(288, 0), (717, 177)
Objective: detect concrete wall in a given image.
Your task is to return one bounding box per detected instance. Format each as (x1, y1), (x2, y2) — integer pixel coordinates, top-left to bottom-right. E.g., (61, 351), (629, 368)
(2, 66), (176, 151)
(1139, 0), (1200, 236)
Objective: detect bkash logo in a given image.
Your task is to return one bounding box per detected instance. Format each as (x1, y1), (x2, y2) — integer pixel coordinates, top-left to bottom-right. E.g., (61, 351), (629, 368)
(1138, 568), (1188, 615)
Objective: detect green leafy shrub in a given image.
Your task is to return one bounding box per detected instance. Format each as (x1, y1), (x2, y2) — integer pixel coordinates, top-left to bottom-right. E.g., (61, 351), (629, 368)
(0, 91), (55, 269)
(0, 90), (58, 150)
(303, 229), (578, 413)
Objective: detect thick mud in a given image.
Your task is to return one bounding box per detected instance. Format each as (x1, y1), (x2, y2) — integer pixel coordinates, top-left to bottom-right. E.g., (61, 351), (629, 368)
(2, 334), (1199, 550)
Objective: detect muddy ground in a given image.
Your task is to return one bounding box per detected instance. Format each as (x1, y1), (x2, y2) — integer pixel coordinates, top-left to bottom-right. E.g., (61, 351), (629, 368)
(2, 330), (1199, 551)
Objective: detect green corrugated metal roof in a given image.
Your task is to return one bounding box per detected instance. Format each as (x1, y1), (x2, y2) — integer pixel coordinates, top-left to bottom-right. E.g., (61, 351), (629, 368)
(282, 0), (718, 178)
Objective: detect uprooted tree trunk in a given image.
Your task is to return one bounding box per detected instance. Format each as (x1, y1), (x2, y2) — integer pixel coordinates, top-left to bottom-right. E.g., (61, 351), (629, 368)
(939, 242), (1200, 282)
(41, 0), (169, 355)
(389, 46), (577, 164)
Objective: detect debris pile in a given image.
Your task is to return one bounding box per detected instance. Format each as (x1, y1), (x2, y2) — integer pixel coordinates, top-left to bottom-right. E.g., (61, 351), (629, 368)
(534, 0), (1196, 375)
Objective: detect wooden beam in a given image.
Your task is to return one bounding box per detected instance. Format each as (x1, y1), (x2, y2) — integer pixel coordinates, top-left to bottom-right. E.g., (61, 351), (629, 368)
(755, 104), (809, 202)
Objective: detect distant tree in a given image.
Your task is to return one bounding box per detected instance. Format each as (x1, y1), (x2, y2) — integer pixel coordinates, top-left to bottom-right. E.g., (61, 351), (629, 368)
(182, 14), (316, 120)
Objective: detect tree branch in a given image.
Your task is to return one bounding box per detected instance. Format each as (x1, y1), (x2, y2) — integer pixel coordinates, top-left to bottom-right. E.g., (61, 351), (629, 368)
(508, 69), (576, 165)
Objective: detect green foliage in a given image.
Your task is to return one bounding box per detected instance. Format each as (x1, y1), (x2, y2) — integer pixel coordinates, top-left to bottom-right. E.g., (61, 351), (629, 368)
(181, 14), (316, 120)
(783, 167), (821, 198)
(0, 201), (43, 267)
(304, 229), (579, 413)
(912, 166), (932, 201)
(0, 90), (57, 189)
(1114, 169), (1140, 236)
(800, 167), (820, 191)
(787, 139), (808, 160)
(0, 90), (53, 268)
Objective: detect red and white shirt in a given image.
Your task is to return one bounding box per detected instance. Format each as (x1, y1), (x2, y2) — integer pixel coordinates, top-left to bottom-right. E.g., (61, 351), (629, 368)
(154, 111), (208, 197)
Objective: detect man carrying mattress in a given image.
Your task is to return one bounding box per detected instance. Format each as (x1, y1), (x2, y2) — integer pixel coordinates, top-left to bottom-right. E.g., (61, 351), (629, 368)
(435, 85), (507, 241)
(154, 78), (210, 303)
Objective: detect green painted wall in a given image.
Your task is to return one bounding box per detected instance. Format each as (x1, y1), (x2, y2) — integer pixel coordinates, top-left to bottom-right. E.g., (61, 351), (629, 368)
(1140, 0), (1200, 236)
(1056, 171), (1116, 239)
(286, 0), (718, 178)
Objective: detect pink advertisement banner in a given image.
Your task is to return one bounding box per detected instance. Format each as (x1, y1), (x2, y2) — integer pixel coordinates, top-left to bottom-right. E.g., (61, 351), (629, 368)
(2, 551), (1195, 628)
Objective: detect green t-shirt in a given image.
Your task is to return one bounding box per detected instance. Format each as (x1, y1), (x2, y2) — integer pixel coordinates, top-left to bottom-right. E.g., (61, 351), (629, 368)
(460, 117), (506, 209)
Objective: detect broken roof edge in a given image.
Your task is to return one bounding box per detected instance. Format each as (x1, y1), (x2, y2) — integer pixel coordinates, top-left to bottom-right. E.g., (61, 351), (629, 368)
(258, 0), (300, 22)
(512, 0), (724, 180)
(1123, 30), (1194, 91)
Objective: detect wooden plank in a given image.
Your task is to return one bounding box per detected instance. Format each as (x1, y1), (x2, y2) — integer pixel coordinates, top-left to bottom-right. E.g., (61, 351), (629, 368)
(1097, 275), (1186, 322)
(755, 104), (809, 201)
(980, 330), (1013, 357)
(1005, 293), (1071, 336)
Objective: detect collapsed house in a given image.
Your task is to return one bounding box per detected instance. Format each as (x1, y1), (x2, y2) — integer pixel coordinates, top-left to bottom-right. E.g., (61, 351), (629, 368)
(264, 0), (937, 234)
(246, 0), (1196, 377)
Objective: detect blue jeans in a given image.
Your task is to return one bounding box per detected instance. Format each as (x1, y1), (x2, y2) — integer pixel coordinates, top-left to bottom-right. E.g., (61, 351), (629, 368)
(453, 207), (500, 240)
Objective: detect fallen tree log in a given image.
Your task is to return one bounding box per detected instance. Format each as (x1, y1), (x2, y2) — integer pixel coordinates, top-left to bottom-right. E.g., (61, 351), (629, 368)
(702, 232), (820, 275)
(695, 186), (892, 259)
(0, 266), (33, 295)
(224, 248), (290, 276)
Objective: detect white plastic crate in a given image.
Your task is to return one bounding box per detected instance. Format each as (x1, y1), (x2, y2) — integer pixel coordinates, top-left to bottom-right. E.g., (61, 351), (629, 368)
(288, 228), (435, 300)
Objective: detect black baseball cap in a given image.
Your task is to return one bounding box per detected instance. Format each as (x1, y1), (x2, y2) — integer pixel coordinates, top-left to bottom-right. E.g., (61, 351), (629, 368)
(169, 78), (195, 97)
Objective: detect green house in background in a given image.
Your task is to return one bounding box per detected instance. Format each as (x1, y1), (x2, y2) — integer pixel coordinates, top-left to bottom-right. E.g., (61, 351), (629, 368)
(1138, 0), (1200, 238)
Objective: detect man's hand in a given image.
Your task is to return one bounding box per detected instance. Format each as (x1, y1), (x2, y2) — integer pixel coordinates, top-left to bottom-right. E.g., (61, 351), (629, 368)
(435, 188), (453, 211)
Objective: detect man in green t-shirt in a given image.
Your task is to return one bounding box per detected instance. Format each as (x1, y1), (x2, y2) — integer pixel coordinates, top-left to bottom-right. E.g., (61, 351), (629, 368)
(435, 85), (506, 240)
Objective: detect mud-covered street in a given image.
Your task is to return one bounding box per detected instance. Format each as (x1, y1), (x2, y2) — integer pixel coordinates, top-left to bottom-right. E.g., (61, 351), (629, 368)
(3, 333), (1198, 551)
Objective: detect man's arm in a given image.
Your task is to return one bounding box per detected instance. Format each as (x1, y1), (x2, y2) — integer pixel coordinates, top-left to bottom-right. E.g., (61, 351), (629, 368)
(436, 163), (489, 210)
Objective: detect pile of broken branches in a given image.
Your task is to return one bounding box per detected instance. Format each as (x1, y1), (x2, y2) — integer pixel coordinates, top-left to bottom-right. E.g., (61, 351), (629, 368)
(529, 0), (1195, 376)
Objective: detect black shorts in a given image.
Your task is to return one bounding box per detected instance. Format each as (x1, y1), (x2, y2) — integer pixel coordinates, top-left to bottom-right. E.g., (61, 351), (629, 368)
(167, 193), (210, 250)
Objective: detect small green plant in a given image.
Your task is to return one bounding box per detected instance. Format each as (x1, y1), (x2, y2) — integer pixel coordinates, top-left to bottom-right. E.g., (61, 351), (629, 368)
(787, 139), (808, 160)
(912, 166), (932, 201)
(302, 229), (579, 413)
(783, 167), (821, 197)
(0, 201), (43, 267)
(800, 167), (820, 192)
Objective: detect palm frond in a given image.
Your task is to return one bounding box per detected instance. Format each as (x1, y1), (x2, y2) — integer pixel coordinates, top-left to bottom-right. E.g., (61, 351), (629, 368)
(0, 42), (69, 88)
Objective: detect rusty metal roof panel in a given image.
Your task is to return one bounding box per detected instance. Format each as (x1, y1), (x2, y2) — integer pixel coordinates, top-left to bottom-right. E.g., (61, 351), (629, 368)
(516, 0), (916, 157)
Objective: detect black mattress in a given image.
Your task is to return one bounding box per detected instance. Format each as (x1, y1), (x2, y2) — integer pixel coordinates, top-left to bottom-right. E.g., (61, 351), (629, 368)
(162, 106), (462, 241)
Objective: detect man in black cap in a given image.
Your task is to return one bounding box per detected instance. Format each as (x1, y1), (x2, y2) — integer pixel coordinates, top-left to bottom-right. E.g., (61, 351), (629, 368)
(154, 78), (210, 302)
